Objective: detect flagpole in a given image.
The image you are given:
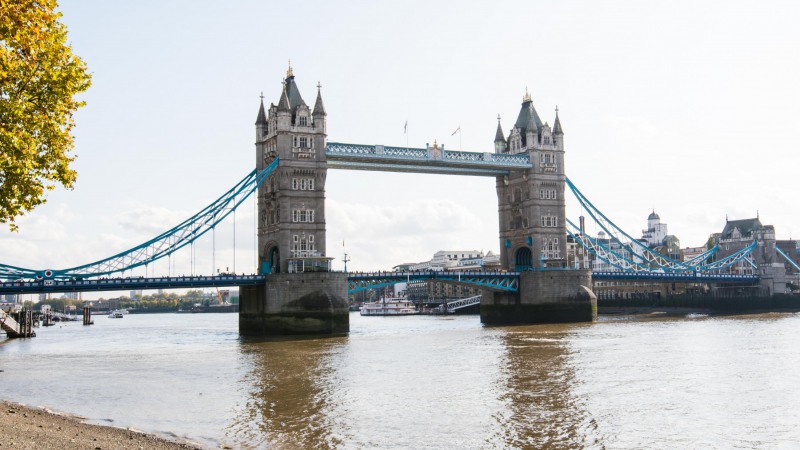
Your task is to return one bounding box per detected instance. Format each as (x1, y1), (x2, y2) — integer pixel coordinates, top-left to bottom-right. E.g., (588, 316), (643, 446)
(451, 124), (462, 151)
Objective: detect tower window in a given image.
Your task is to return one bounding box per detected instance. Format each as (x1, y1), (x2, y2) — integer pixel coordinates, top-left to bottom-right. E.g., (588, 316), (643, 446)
(541, 215), (558, 227)
(292, 209), (315, 223)
(292, 234), (316, 257)
(299, 116), (308, 127)
(299, 137), (309, 148)
(292, 178), (315, 190)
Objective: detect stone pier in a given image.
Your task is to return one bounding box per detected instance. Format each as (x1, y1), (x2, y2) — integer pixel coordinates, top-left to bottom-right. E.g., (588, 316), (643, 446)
(239, 272), (349, 336)
(480, 269), (596, 325)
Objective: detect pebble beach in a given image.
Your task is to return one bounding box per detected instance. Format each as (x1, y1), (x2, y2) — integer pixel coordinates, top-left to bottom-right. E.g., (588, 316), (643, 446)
(0, 401), (203, 450)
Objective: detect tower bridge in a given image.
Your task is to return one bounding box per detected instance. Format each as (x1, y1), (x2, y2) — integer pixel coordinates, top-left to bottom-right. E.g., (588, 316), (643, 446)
(3, 64), (785, 336)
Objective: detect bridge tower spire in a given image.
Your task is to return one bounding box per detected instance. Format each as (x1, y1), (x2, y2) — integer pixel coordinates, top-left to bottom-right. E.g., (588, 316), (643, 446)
(494, 114), (506, 153)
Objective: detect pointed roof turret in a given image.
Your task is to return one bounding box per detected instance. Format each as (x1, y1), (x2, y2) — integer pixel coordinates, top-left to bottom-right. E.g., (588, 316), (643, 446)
(255, 93), (267, 125)
(313, 82), (326, 116)
(283, 61), (305, 108)
(494, 114), (505, 143)
(514, 87), (543, 136)
(276, 84), (291, 112)
(553, 106), (563, 135)
(285, 75), (305, 108)
(526, 113), (537, 134)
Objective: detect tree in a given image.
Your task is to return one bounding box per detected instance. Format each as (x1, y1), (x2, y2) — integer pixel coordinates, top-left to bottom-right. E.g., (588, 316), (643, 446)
(0, 0), (91, 230)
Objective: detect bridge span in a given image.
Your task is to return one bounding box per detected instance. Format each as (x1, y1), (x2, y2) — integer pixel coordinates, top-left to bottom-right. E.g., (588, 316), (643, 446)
(0, 270), (760, 296)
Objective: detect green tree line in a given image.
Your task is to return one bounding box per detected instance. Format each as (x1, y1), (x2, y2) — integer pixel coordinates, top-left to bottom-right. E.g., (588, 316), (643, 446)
(37, 289), (231, 312)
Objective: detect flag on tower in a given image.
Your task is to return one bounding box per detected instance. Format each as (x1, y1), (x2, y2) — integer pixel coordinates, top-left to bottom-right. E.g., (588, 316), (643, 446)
(404, 120), (408, 134)
(451, 125), (461, 136)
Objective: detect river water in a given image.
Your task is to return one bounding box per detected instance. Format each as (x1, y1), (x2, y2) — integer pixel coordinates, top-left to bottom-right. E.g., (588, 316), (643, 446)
(1, 311), (799, 449)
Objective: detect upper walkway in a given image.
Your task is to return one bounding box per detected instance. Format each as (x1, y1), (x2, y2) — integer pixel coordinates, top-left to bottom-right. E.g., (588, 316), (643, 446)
(326, 142), (532, 176)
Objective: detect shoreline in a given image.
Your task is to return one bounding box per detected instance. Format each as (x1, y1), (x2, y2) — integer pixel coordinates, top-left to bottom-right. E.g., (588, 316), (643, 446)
(0, 400), (204, 450)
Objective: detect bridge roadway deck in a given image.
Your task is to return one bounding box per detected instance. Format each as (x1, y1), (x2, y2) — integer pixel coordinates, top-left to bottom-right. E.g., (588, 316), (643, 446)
(0, 270), (759, 295)
(0, 275), (267, 295)
(347, 270), (522, 293)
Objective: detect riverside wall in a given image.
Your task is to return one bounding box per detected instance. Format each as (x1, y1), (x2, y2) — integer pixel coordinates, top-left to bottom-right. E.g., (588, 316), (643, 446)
(598, 293), (800, 312)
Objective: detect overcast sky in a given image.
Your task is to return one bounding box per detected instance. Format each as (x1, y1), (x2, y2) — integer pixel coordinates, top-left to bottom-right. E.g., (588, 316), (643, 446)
(3, 1), (799, 299)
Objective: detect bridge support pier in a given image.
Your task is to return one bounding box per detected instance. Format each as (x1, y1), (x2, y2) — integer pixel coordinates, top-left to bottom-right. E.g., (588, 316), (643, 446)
(239, 272), (349, 336)
(480, 270), (596, 325)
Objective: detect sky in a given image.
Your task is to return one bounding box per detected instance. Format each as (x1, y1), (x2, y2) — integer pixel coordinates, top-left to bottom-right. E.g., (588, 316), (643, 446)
(3, 1), (800, 299)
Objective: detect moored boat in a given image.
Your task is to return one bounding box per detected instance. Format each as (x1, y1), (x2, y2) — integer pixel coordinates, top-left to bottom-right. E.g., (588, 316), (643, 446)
(360, 297), (418, 316)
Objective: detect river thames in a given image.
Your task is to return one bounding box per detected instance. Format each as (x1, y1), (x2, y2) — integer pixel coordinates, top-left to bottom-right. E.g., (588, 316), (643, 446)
(1, 311), (799, 449)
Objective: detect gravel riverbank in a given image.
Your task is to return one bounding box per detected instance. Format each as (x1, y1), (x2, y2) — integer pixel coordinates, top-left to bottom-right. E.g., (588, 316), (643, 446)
(0, 401), (203, 450)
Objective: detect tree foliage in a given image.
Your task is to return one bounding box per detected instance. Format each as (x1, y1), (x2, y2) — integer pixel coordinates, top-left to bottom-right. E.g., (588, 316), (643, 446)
(0, 0), (91, 230)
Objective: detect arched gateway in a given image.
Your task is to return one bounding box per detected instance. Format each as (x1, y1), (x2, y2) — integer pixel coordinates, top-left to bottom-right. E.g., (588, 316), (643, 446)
(239, 66), (595, 336)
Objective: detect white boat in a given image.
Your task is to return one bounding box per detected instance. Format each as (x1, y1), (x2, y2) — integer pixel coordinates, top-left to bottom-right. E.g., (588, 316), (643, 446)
(108, 310), (124, 318)
(360, 297), (418, 316)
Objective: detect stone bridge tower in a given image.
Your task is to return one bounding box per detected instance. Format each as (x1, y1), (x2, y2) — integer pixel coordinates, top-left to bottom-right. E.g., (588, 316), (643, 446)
(254, 64), (330, 274)
(241, 64), (348, 336)
(494, 90), (567, 271)
(481, 91), (596, 325)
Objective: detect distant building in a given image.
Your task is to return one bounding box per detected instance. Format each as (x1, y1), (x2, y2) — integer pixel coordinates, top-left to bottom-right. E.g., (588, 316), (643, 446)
(641, 211), (668, 247)
(62, 292), (80, 300)
(430, 250), (483, 270)
(392, 263), (416, 272)
(711, 216), (799, 295)
(395, 249), (495, 302)
(681, 246), (707, 262)
(130, 290), (143, 301)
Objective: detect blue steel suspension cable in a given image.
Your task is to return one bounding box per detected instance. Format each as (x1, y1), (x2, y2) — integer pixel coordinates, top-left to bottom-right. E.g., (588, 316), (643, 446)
(566, 218), (653, 272)
(565, 177), (692, 271)
(566, 177), (756, 274)
(0, 159), (279, 280)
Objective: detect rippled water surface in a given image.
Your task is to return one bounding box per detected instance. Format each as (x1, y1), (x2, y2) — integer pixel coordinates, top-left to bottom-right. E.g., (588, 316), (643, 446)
(2, 311), (800, 448)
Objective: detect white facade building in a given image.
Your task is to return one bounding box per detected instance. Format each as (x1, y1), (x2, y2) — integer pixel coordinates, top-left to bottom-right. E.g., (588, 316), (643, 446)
(641, 211), (668, 247)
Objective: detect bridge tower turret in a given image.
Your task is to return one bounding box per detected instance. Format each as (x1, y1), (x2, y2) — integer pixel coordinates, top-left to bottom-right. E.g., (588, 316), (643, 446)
(255, 96), (267, 142)
(494, 115), (507, 153)
(495, 90), (567, 271)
